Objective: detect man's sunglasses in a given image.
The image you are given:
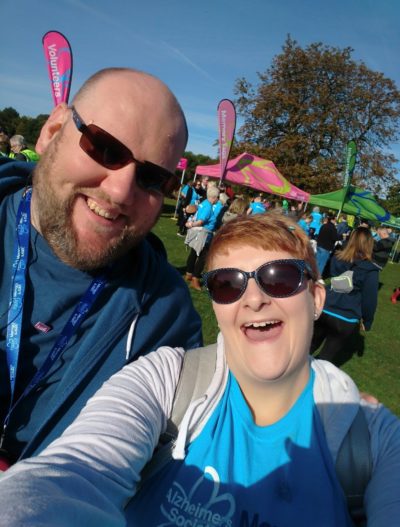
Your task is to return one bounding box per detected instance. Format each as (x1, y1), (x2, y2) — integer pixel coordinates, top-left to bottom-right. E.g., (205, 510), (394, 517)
(203, 259), (314, 304)
(71, 106), (179, 196)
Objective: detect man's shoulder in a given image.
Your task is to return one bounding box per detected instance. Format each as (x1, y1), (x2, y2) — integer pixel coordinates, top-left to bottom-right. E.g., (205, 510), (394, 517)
(0, 158), (35, 199)
(374, 237), (393, 249)
(137, 235), (187, 293)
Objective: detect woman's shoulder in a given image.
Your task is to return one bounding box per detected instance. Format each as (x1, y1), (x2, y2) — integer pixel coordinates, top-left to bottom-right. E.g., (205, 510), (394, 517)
(329, 255), (350, 274)
(353, 259), (381, 276)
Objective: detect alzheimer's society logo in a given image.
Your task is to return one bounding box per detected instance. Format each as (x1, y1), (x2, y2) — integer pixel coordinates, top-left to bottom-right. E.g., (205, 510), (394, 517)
(158, 466), (235, 527)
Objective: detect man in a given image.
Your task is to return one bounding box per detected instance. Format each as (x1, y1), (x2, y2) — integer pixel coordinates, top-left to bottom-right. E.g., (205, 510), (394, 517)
(9, 135), (40, 162)
(196, 176), (209, 200)
(373, 225), (394, 268)
(315, 215), (340, 275)
(336, 214), (351, 242)
(0, 67), (202, 466)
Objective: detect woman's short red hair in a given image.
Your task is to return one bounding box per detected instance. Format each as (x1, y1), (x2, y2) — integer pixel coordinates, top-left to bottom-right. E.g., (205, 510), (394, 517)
(206, 211), (319, 281)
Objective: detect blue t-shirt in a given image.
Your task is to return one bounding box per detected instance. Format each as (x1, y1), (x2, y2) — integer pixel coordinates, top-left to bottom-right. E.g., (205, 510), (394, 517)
(196, 199), (218, 232)
(298, 218), (310, 235)
(310, 212), (323, 235)
(249, 201), (266, 215)
(182, 185), (200, 206)
(128, 370), (352, 526)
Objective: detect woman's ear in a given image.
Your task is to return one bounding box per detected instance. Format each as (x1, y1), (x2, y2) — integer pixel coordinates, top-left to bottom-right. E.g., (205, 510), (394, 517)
(35, 103), (69, 154)
(313, 282), (326, 318)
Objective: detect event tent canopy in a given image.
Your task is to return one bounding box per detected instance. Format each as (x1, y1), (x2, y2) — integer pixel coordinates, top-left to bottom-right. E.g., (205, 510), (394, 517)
(309, 186), (395, 224)
(196, 152), (310, 202)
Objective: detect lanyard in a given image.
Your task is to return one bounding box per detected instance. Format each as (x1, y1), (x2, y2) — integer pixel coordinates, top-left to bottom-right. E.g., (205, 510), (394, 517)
(2, 189), (109, 444)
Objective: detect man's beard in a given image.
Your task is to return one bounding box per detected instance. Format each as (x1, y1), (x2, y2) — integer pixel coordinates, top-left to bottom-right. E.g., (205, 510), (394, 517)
(31, 136), (157, 271)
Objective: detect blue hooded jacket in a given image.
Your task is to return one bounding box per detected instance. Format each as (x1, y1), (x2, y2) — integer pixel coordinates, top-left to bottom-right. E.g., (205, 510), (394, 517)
(0, 158), (203, 460)
(323, 254), (380, 330)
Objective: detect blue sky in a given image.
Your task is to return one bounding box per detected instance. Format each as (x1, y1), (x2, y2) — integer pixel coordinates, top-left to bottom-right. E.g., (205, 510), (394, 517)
(1, 0), (399, 166)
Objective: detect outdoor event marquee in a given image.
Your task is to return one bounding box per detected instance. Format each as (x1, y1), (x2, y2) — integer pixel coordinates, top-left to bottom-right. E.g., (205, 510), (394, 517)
(308, 185), (399, 226)
(195, 152), (310, 202)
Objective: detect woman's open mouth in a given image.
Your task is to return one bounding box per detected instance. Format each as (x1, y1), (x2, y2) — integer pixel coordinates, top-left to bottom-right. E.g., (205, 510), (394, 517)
(242, 320), (283, 341)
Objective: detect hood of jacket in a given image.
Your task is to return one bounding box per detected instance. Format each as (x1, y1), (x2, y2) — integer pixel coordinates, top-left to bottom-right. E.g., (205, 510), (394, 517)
(330, 256), (380, 288)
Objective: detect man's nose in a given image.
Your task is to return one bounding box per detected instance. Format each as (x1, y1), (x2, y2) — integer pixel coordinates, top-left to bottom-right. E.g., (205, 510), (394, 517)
(99, 163), (141, 207)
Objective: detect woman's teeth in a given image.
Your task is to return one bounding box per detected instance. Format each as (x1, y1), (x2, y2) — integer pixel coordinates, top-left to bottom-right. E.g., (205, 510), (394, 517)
(244, 320), (281, 329)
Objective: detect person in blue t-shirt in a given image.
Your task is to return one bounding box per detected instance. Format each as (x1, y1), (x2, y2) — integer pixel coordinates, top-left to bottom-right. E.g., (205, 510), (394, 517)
(0, 212), (398, 526)
(310, 206), (323, 235)
(184, 186), (220, 290)
(247, 193), (266, 215)
(297, 212), (312, 235)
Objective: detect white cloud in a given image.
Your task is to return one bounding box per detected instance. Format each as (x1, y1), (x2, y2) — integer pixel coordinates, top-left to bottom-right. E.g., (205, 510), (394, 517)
(161, 41), (216, 83)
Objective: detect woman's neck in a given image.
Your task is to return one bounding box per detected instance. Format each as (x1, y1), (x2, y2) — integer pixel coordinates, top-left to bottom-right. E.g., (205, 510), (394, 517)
(235, 366), (311, 427)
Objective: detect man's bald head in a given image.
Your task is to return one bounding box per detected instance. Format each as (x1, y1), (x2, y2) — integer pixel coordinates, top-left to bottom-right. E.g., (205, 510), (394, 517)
(73, 67), (188, 153)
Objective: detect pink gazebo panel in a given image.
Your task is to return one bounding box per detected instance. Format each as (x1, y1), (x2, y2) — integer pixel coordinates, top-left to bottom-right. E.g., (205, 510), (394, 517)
(196, 152), (310, 202)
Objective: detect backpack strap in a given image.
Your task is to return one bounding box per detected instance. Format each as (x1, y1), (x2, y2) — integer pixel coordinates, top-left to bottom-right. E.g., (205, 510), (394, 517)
(138, 344), (218, 487)
(165, 343), (218, 440)
(335, 407), (372, 523)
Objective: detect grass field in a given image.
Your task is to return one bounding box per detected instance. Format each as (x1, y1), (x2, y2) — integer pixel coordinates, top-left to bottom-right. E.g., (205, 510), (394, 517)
(153, 199), (400, 416)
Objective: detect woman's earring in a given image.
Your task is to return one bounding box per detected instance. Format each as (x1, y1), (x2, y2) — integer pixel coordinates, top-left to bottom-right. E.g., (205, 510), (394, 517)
(314, 311), (319, 320)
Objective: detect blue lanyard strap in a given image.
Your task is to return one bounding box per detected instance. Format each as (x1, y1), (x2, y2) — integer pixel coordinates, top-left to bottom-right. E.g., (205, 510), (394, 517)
(5, 188), (32, 401)
(21, 272), (107, 398)
(2, 189), (109, 440)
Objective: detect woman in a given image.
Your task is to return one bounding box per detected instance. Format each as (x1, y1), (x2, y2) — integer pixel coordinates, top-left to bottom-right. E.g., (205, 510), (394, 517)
(184, 185), (220, 290)
(297, 212), (312, 235)
(221, 196), (248, 224)
(310, 205), (323, 236)
(311, 227), (380, 365)
(176, 180), (202, 236)
(0, 214), (398, 526)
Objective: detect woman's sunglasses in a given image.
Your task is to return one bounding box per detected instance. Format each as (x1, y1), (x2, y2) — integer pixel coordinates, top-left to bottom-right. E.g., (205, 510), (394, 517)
(203, 259), (314, 304)
(71, 106), (179, 196)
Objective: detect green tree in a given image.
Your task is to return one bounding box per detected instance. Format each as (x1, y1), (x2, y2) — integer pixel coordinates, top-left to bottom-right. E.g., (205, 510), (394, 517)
(383, 181), (400, 216)
(0, 107), (20, 136)
(234, 36), (400, 195)
(179, 151), (217, 181)
(0, 107), (49, 147)
(16, 114), (48, 146)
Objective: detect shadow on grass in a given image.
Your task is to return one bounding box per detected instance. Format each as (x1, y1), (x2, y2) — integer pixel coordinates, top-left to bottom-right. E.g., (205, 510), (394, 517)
(161, 202), (176, 216)
(334, 330), (366, 367)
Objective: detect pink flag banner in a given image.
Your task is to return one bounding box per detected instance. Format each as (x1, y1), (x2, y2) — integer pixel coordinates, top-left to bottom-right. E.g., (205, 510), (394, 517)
(177, 158), (188, 171)
(42, 31), (73, 106)
(196, 152), (310, 202)
(217, 99), (236, 182)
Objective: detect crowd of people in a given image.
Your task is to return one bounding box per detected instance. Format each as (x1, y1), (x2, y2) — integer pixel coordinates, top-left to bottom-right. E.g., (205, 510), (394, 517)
(175, 179), (399, 372)
(0, 66), (398, 525)
(176, 182), (397, 300)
